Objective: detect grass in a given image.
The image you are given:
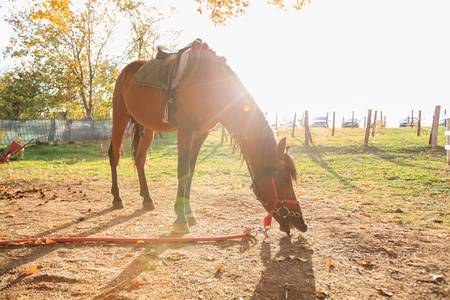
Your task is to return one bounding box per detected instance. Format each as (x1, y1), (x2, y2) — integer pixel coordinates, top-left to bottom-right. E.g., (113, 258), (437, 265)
(1, 125), (448, 232)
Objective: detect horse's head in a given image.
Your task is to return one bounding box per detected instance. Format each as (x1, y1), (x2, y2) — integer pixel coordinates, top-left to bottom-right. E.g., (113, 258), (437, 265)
(252, 137), (308, 235)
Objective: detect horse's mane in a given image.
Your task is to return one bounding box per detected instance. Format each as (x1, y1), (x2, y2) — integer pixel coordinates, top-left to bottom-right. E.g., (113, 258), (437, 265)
(284, 152), (298, 183)
(203, 44), (299, 183)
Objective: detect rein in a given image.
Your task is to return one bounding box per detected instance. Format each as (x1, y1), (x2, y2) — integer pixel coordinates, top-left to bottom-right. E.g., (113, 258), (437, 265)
(244, 158), (300, 230)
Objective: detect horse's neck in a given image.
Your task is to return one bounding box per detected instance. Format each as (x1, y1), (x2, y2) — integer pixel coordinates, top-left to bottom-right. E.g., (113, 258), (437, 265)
(220, 98), (277, 174)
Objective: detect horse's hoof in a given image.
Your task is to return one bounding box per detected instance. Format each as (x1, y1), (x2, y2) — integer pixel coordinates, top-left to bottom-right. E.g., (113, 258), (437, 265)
(186, 213), (197, 226)
(173, 222), (190, 234)
(112, 201), (124, 209)
(142, 201), (156, 210)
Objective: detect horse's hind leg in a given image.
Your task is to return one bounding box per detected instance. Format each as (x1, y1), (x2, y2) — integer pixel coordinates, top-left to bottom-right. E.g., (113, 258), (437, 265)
(109, 113), (130, 209)
(133, 128), (155, 210)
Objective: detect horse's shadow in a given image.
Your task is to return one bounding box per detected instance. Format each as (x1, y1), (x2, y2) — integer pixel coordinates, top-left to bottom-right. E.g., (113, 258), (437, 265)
(251, 235), (316, 299)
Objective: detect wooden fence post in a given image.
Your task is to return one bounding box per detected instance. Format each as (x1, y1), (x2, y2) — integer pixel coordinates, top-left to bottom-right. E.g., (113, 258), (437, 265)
(417, 110), (422, 136)
(332, 111), (336, 137)
(411, 110), (414, 128)
(364, 109), (372, 147)
(372, 110), (377, 137)
(429, 105), (441, 149)
(446, 117), (450, 165)
(304, 111), (312, 145)
(351, 111), (355, 129)
(292, 113), (297, 137)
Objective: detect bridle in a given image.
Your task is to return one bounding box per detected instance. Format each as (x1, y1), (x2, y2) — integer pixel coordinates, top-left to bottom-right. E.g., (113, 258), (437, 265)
(244, 158), (302, 230)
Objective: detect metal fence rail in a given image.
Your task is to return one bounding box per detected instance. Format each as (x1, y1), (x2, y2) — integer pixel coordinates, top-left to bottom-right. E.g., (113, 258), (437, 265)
(0, 119), (112, 146)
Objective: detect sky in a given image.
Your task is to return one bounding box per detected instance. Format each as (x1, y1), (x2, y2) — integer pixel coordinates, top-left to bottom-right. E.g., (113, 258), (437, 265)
(1, 0), (449, 126)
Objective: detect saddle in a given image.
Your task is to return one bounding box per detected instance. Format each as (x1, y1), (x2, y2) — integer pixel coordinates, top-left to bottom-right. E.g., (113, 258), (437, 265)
(135, 39), (205, 124)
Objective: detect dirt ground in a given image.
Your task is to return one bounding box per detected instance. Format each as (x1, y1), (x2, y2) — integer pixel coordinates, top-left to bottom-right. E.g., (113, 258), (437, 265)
(0, 179), (448, 299)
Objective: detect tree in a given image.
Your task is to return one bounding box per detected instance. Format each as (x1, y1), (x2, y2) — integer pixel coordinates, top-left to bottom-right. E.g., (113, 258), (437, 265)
(117, 1), (181, 60)
(195, 0), (310, 24)
(4, 0), (173, 120)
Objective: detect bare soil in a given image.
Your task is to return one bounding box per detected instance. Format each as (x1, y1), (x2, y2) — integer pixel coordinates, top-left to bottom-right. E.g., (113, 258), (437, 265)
(0, 179), (448, 299)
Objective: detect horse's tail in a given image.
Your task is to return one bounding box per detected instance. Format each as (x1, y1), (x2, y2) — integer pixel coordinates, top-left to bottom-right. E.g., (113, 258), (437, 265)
(130, 118), (144, 160)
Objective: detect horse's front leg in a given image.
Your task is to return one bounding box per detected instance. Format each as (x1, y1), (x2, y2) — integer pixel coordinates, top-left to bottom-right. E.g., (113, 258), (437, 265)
(184, 131), (209, 226)
(173, 129), (194, 234)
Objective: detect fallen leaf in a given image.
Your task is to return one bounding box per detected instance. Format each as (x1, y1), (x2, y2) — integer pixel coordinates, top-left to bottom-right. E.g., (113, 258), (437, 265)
(361, 212), (370, 217)
(431, 274), (445, 281)
(274, 256), (286, 262)
(375, 286), (393, 297)
(436, 233), (446, 239)
(136, 240), (145, 244)
(297, 257), (308, 262)
(22, 265), (37, 275)
(206, 255), (217, 261)
(45, 238), (56, 244)
(326, 258), (334, 267)
(358, 225), (366, 229)
(315, 287), (328, 298)
(382, 246), (394, 253)
(124, 253), (135, 257)
(149, 261), (158, 270)
(289, 255), (296, 260)
(131, 278), (146, 286)
(34, 239), (43, 245)
(358, 260), (376, 267)
(216, 264), (225, 271)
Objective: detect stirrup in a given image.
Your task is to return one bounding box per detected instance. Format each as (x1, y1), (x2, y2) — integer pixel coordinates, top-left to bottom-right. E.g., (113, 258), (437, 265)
(162, 102), (170, 123)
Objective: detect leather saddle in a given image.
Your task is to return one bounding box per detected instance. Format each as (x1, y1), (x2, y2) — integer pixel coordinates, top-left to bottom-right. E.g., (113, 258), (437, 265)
(156, 45), (173, 59)
(157, 39), (204, 124)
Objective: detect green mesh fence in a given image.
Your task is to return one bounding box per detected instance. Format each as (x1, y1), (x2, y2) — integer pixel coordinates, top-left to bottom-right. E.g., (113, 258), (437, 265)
(0, 119), (112, 146)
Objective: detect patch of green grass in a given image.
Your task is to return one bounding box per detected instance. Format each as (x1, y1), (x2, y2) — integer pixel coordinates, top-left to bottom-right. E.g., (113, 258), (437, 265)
(1, 125), (448, 231)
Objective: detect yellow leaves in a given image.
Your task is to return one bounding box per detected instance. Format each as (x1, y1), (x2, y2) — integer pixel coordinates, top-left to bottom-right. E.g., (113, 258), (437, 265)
(45, 238), (56, 244)
(274, 256), (286, 262)
(315, 287), (329, 299)
(216, 264), (225, 272)
(326, 258), (334, 267)
(383, 246), (394, 253)
(357, 260), (376, 267)
(148, 261), (158, 270)
(131, 278), (146, 286)
(22, 265), (37, 275)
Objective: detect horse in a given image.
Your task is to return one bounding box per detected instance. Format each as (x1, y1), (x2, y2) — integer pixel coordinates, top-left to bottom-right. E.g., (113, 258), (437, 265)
(108, 41), (308, 235)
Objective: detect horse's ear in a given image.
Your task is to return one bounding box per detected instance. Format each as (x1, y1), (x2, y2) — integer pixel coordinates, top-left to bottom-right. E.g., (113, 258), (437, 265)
(276, 137), (287, 160)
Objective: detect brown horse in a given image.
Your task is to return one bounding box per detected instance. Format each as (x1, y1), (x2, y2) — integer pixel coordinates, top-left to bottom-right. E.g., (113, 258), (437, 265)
(108, 42), (308, 234)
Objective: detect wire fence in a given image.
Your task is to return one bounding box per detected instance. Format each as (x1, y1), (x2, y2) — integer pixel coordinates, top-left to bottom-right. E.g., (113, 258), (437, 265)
(0, 119), (112, 146)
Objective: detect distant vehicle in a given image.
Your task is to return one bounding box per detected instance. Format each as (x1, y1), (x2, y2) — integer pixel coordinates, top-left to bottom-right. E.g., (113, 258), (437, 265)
(311, 117), (328, 128)
(439, 119), (447, 126)
(399, 118), (419, 127)
(341, 119), (360, 128)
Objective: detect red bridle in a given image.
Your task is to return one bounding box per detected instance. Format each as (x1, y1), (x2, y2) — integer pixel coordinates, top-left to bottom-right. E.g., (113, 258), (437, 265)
(262, 175), (300, 229)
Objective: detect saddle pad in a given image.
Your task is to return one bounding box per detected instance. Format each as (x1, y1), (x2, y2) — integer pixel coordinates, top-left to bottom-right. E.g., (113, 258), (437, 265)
(134, 49), (194, 90)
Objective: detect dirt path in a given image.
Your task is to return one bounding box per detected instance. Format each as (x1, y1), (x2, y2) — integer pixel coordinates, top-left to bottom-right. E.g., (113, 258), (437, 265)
(0, 179), (448, 299)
